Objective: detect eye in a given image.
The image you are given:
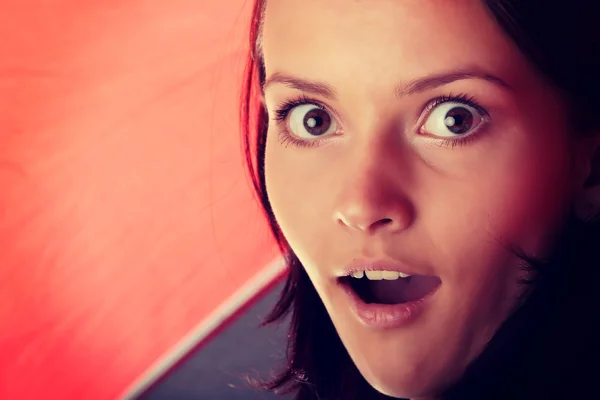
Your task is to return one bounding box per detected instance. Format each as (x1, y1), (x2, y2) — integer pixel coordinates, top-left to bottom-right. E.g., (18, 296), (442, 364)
(288, 104), (338, 139)
(421, 102), (485, 138)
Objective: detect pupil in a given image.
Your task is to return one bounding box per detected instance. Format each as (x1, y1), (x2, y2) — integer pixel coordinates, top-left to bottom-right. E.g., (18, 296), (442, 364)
(444, 107), (473, 134)
(303, 109), (331, 136)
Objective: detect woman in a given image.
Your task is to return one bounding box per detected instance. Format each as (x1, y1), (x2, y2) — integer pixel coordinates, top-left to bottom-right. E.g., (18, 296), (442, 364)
(241, 1), (600, 399)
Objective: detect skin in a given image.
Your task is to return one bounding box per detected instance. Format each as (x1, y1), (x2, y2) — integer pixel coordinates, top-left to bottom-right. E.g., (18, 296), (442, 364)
(260, 0), (596, 398)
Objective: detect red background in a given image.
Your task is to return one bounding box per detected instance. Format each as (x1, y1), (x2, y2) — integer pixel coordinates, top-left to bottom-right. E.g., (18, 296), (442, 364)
(0, 1), (277, 398)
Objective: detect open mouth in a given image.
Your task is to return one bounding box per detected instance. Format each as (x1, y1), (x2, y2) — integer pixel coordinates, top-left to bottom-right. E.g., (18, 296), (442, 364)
(339, 271), (441, 305)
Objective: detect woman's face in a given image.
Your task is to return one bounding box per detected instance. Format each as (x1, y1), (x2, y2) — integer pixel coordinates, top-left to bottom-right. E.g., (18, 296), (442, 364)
(261, 0), (590, 398)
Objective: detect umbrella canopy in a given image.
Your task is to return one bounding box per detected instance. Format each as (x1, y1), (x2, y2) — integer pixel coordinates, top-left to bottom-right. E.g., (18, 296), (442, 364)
(0, 1), (282, 398)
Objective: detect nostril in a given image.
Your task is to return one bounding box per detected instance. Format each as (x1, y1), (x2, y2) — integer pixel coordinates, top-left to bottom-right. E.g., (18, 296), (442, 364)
(335, 205), (414, 233)
(336, 215), (397, 232)
(371, 218), (393, 230)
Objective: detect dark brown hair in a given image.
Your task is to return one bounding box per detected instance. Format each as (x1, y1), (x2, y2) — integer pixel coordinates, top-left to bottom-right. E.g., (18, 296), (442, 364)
(240, 1), (600, 399)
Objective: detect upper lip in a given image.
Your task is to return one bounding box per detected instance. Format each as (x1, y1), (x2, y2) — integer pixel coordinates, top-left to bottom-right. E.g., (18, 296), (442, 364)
(337, 258), (434, 278)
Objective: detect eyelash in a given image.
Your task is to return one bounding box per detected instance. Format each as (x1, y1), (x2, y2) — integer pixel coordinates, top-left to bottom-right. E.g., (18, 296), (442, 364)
(272, 93), (490, 149)
(421, 93), (490, 148)
(273, 94), (332, 148)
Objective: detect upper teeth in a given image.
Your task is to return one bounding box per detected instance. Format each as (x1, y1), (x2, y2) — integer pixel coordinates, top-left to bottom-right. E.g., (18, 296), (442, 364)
(351, 270), (411, 280)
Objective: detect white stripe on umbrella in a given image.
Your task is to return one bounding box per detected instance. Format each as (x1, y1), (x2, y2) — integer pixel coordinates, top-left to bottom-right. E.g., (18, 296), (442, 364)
(121, 257), (287, 399)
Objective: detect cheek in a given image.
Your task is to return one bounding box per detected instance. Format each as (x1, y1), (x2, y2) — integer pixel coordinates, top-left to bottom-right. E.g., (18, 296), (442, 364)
(264, 134), (331, 265)
(483, 138), (574, 256)
(417, 127), (575, 313)
(425, 125), (574, 260)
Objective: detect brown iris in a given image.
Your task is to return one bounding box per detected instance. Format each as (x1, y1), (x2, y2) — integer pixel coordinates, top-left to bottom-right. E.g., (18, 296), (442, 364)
(303, 108), (331, 136)
(444, 107), (473, 134)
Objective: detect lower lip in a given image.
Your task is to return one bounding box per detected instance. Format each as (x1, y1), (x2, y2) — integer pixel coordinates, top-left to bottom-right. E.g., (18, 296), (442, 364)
(340, 281), (440, 329)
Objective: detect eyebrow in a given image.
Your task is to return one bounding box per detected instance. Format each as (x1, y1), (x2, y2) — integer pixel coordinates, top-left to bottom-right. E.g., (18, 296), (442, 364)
(262, 69), (513, 100)
(263, 72), (338, 99)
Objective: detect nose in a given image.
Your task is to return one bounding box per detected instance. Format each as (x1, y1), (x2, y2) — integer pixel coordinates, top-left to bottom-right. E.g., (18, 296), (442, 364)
(333, 171), (415, 235)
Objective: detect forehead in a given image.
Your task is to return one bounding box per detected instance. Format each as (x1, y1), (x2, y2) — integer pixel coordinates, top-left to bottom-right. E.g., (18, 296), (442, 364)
(261, 0), (528, 92)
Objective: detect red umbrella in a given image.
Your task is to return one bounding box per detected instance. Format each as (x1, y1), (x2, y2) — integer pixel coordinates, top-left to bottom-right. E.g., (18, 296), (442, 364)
(0, 1), (281, 399)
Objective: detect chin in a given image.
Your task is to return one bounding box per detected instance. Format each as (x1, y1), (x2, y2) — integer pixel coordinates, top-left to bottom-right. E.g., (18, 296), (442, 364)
(364, 375), (435, 399)
(355, 358), (451, 400)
